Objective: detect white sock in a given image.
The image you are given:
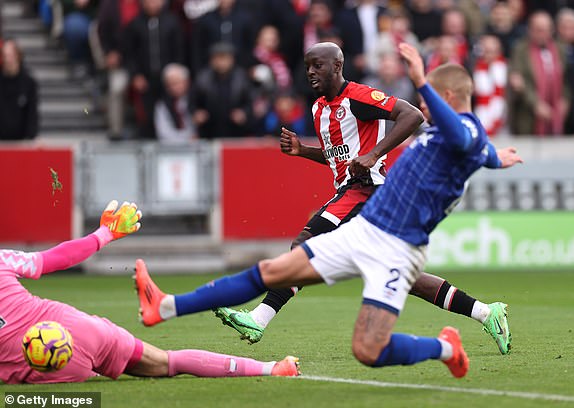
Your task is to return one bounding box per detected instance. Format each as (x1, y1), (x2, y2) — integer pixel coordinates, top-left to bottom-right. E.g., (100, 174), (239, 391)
(249, 303), (277, 328)
(438, 338), (453, 361)
(262, 361), (276, 376)
(471, 301), (491, 324)
(159, 294), (177, 320)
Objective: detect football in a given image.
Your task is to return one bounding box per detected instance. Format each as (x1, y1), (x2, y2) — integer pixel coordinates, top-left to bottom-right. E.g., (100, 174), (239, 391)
(22, 321), (73, 372)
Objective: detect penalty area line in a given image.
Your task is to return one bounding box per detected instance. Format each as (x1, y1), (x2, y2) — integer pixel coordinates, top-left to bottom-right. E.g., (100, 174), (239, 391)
(298, 375), (574, 403)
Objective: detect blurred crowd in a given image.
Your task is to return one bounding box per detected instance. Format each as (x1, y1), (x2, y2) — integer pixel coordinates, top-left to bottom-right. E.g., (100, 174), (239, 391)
(2, 0), (574, 142)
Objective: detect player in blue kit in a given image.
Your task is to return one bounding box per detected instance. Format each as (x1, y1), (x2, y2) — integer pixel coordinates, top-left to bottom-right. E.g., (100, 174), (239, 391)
(135, 43), (523, 378)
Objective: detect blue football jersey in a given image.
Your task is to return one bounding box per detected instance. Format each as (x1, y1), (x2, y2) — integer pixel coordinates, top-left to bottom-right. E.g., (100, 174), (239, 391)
(360, 112), (490, 246)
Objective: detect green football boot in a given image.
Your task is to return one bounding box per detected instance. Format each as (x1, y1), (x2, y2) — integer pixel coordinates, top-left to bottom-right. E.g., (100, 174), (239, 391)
(483, 302), (512, 355)
(214, 307), (264, 344)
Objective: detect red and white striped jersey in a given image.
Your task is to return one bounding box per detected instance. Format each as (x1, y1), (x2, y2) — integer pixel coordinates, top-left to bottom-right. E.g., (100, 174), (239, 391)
(312, 81), (397, 189)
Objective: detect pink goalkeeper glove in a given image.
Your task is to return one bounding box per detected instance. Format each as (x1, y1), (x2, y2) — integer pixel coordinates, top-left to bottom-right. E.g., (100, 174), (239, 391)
(99, 200), (142, 241)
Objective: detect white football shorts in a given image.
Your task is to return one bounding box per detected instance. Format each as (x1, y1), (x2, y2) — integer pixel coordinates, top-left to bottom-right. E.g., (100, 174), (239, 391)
(302, 215), (427, 315)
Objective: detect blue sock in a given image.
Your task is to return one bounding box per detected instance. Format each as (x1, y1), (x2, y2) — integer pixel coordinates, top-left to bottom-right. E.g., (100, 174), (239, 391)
(373, 333), (442, 367)
(174, 265), (267, 316)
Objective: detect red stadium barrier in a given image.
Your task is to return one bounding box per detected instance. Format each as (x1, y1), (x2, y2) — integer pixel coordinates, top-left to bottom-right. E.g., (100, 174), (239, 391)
(0, 146), (73, 243)
(221, 139), (333, 239)
(220, 139), (406, 240)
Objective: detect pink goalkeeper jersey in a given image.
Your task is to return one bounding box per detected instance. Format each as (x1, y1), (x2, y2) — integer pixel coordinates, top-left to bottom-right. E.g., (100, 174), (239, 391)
(0, 227), (139, 384)
(0, 249), (77, 382)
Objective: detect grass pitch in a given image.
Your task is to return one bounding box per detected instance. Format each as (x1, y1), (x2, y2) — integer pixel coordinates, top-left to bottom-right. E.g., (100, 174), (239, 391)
(6, 270), (574, 407)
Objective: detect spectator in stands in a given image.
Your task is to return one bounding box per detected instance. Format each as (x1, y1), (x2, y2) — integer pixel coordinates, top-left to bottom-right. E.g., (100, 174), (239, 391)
(441, 8), (470, 67)
(508, 11), (571, 136)
(250, 25), (292, 92)
(303, 0), (336, 55)
(363, 52), (416, 106)
(261, 91), (306, 136)
(425, 35), (463, 72)
(253, 25), (293, 90)
(261, 0), (305, 71)
(335, 0), (386, 81)
(95, 0), (141, 138)
(456, 0), (486, 37)
(0, 39), (39, 141)
(557, 8), (574, 64)
(154, 63), (197, 144)
(362, 52), (416, 133)
(191, 42), (254, 139)
(367, 10), (421, 74)
(405, 0), (443, 45)
(472, 35), (507, 137)
(61, 0), (100, 79)
(122, 0), (184, 139)
(485, 1), (525, 58)
(249, 25), (293, 136)
(192, 0), (255, 73)
(557, 7), (574, 134)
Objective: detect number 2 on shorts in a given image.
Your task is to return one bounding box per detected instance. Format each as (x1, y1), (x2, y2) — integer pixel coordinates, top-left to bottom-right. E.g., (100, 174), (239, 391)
(385, 268), (400, 292)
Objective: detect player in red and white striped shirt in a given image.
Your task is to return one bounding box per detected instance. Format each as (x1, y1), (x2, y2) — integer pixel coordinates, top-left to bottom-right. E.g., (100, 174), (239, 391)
(205, 43), (510, 354)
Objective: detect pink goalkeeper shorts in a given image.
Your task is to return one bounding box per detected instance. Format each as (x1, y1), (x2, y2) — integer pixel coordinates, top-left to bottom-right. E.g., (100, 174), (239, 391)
(24, 306), (143, 384)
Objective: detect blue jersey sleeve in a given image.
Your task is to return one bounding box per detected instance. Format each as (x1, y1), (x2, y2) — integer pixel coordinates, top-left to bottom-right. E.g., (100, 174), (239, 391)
(418, 83), (473, 151)
(483, 142), (502, 168)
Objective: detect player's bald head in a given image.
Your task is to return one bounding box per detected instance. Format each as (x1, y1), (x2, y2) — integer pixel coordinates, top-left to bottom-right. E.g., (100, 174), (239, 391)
(305, 42), (344, 65)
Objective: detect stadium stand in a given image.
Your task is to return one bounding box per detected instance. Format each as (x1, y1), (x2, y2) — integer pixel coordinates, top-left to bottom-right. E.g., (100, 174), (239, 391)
(2, 0), (107, 140)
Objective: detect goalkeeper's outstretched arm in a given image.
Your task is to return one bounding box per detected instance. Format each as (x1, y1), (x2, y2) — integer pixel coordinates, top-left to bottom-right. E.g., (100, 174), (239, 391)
(40, 200), (142, 275)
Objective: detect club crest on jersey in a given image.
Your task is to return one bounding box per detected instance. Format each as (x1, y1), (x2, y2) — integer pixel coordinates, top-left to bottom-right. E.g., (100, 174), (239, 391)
(0, 316), (6, 329)
(335, 106), (346, 121)
(370, 90), (386, 101)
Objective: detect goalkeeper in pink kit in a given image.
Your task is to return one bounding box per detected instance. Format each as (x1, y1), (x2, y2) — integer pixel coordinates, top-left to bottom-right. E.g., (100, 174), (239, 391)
(0, 201), (299, 384)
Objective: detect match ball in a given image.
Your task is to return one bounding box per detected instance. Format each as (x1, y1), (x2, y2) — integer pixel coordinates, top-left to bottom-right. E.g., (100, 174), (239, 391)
(22, 321), (73, 372)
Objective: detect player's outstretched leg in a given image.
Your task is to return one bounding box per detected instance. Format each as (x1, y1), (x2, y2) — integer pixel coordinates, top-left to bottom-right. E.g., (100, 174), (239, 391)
(167, 351), (300, 378)
(411, 272), (512, 354)
(134, 259), (269, 326)
(214, 287), (299, 343)
(125, 341), (300, 378)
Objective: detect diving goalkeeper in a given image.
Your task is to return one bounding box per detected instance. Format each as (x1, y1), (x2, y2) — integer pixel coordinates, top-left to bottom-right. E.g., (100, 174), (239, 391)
(0, 201), (298, 384)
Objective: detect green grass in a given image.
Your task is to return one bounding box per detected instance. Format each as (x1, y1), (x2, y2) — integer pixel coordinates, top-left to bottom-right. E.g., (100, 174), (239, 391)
(4, 270), (574, 407)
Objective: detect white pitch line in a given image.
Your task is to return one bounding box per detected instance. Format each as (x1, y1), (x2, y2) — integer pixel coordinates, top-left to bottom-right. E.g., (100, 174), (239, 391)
(299, 375), (574, 403)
